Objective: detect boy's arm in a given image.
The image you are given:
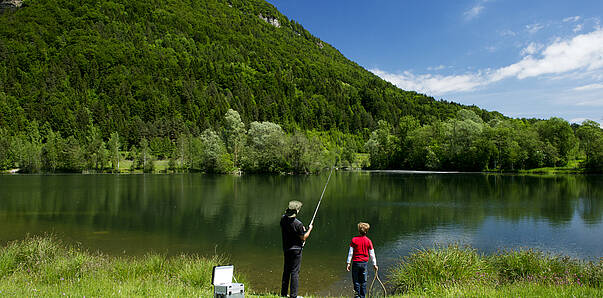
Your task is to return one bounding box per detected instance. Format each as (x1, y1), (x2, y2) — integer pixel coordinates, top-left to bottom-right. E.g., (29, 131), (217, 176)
(346, 246), (353, 271)
(369, 249), (378, 270)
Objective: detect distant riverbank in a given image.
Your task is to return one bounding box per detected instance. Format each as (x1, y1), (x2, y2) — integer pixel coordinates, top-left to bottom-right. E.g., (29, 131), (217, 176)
(0, 158), (593, 175)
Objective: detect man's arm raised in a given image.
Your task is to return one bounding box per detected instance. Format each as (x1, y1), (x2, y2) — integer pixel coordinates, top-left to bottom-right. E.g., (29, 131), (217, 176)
(300, 224), (313, 241)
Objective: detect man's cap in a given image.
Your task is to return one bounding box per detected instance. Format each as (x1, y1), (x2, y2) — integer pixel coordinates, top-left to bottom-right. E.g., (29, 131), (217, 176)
(288, 200), (303, 211)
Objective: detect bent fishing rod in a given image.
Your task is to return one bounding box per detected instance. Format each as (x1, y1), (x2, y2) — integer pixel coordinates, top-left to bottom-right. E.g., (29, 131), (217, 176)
(302, 166), (334, 248)
(309, 166), (334, 226)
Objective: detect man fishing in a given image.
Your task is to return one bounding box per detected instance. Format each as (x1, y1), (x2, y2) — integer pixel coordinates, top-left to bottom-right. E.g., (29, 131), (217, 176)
(280, 200), (313, 298)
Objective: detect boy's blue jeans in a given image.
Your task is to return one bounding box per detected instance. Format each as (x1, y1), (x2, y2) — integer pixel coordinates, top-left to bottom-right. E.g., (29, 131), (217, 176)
(351, 261), (368, 298)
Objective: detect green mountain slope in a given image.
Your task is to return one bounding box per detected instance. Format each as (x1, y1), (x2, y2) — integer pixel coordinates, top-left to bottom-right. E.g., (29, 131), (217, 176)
(0, 0), (500, 145)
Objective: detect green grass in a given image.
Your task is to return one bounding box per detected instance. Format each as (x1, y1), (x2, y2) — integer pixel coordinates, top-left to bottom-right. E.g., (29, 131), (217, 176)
(0, 236), (229, 296)
(389, 245), (602, 297)
(2, 237), (601, 297)
(519, 159), (584, 174)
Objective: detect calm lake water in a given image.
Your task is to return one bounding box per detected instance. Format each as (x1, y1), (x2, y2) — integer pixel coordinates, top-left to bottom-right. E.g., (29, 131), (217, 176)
(0, 172), (602, 295)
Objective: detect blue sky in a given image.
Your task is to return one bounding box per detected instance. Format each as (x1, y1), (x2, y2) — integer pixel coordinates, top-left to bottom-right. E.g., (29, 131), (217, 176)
(266, 0), (603, 124)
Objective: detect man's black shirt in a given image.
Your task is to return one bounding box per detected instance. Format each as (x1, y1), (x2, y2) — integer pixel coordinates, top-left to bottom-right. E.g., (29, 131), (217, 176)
(280, 215), (305, 251)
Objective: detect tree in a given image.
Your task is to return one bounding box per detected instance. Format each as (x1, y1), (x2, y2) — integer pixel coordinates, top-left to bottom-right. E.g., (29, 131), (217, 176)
(138, 138), (154, 172)
(365, 120), (399, 169)
(286, 131), (326, 174)
(0, 128), (15, 170)
(576, 120), (603, 171)
(86, 124), (107, 171)
(108, 132), (121, 172)
(223, 109), (246, 167)
(536, 118), (577, 165)
(42, 130), (61, 172)
(61, 136), (85, 172)
(176, 134), (192, 171)
(241, 121), (287, 173)
(199, 129), (233, 173)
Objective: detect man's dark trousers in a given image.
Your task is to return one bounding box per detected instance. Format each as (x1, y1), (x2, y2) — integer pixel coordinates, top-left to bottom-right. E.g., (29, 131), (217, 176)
(281, 248), (302, 298)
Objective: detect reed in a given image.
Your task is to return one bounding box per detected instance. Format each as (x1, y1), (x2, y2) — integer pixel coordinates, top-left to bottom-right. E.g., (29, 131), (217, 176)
(0, 235), (226, 296)
(389, 244), (603, 296)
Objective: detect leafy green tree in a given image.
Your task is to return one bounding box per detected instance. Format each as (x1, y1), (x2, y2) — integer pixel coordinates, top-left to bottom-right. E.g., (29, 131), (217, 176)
(176, 134), (192, 171)
(241, 121), (287, 173)
(365, 120), (399, 169)
(199, 129), (234, 173)
(108, 132), (121, 172)
(286, 131), (326, 174)
(138, 138), (152, 171)
(86, 125), (107, 171)
(536, 118), (577, 165)
(223, 109), (246, 167)
(42, 130), (61, 172)
(18, 121), (43, 173)
(61, 136), (85, 172)
(576, 120), (603, 171)
(0, 128), (14, 170)
(396, 115), (420, 167)
(130, 145), (139, 172)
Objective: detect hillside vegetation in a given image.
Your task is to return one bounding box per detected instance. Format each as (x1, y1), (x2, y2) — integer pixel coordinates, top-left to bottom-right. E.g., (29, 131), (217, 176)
(0, 0), (491, 139)
(0, 0), (601, 173)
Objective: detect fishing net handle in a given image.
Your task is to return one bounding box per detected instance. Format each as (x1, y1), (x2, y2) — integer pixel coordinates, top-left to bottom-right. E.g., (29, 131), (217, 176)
(368, 267), (387, 298)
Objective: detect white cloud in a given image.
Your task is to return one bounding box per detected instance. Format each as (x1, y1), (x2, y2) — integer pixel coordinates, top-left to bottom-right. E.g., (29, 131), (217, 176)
(570, 118), (587, 123)
(500, 29), (516, 37)
(574, 24), (583, 33)
(563, 16), (581, 23)
(371, 29), (603, 95)
(574, 83), (603, 91)
(520, 42), (543, 56)
(427, 65), (447, 71)
(370, 70), (484, 95)
(526, 23), (545, 34)
(464, 4), (484, 20)
(485, 45), (497, 52)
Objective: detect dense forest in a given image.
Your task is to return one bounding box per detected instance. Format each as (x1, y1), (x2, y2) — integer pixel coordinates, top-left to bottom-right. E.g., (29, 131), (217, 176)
(0, 0), (601, 173)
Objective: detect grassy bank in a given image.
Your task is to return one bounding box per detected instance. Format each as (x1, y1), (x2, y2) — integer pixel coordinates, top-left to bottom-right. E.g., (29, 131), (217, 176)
(2, 237), (601, 297)
(0, 236), (231, 296)
(389, 245), (602, 297)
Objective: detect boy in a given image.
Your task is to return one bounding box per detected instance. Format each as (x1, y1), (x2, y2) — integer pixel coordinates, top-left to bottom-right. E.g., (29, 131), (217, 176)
(346, 222), (377, 298)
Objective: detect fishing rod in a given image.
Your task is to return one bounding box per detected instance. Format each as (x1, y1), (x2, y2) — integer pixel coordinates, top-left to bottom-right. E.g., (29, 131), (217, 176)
(309, 166), (334, 226)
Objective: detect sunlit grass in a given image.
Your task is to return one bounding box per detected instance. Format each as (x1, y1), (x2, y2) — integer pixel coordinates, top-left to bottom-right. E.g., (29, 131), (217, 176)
(389, 245), (602, 297)
(2, 237), (601, 297)
(0, 236), (226, 296)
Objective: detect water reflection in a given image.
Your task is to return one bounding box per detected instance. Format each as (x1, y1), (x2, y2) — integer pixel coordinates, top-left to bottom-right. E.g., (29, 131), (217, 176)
(0, 172), (601, 295)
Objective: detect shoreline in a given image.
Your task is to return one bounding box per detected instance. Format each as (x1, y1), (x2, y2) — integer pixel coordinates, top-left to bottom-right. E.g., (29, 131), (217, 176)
(0, 237), (600, 297)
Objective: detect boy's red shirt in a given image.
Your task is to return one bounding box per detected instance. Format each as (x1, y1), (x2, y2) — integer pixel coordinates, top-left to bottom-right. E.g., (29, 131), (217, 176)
(349, 235), (373, 262)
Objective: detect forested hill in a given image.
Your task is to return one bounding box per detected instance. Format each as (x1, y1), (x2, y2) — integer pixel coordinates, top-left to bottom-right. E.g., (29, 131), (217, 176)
(0, 0), (500, 145)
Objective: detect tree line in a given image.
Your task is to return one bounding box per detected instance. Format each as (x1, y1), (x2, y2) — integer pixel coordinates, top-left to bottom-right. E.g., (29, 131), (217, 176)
(365, 109), (603, 172)
(2, 108), (601, 174)
(0, 109), (338, 174)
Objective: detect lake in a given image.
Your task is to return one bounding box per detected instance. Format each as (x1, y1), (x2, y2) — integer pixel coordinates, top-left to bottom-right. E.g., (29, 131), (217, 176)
(0, 172), (602, 296)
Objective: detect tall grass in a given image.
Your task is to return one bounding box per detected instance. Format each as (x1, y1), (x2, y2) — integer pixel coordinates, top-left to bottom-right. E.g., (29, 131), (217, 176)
(389, 245), (603, 296)
(0, 236), (228, 296)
